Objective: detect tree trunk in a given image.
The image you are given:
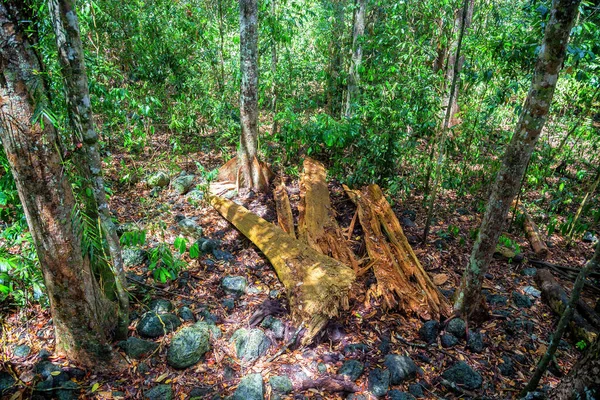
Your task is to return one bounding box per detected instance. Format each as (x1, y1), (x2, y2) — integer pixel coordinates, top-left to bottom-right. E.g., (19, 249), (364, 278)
(344, 0), (366, 118)
(567, 168), (600, 242)
(544, 243), (600, 399)
(422, 0), (470, 243)
(0, 1), (119, 368)
(48, 0), (129, 339)
(454, 0), (581, 320)
(239, 0), (264, 190)
(326, 0), (346, 117)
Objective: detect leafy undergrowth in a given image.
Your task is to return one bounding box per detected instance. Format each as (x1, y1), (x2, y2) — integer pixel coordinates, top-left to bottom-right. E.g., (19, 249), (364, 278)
(1, 148), (598, 400)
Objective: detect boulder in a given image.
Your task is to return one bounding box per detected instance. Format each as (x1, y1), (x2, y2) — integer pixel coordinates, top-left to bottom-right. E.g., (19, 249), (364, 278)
(233, 373), (264, 400)
(441, 333), (458, 348)
(384, 354), (417, 384)
(186, 190), (205, 203)
(177, 217), (203, 238)
(0, 371), (15, 394)
(147, 172), (170, 188)
(368, 368), (390, 397)
(222, 276), (247, 296)
(419, 320), (439, 344)
(441, 361), (482, 390)
(144, 384), (172, 400)
(269, 375), (293, 394)
(173, 175), (195, 195)
(338, 360), (364, 381)
(446, 318), (466, 339)
(467, 330), (485, 353)
(13, 344), (31, 358)
(167, 322), (211, 369)
(122, 247), (147, 267)
(178, 306), (195, 322)
(512, 291), (532, 308)
(498, 356), (514, 377)
(388, 390), (416, 400)
(137, 312), (181, 338)
(231, 328), (270, 362)
(117, 337), (158, 359)
(148, 299), (173, 314)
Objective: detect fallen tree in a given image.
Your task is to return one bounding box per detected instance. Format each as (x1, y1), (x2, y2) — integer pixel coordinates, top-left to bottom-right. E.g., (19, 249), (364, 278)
(273, 179), (296, 238)
(535, 269), (599, 343)
(344, 184), (451, 320)
(209, 194), (355, 343)
(298, 158), (359, 273)
(520, 207), (549, 258)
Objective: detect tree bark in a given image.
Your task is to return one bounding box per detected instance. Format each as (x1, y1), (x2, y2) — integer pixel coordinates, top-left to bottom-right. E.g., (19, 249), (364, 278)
(344, 0), (366, 118)
(0, 1), (119, 368)
(454, 0), (581, 320)
(521, 207), (549, 258)
(270, 0), (279, 137)
(239, 0), (264, 190)
(551, 336), (600, 399)
(48, 0), (129, 339)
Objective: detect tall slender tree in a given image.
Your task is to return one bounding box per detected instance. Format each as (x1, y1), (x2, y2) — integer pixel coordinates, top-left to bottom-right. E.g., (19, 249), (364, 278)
(48, 0), (129, 339)
(454, 0), (582, 319)
(0, 0), (121, 368)
(344, 0), (366, 118)
(239, 0), (262, 189)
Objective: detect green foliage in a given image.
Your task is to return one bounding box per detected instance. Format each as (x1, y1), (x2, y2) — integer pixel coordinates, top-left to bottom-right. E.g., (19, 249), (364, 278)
(575, 340), (587, 351)
(499, 234), (521, 254)
(148, 243), (186, 284)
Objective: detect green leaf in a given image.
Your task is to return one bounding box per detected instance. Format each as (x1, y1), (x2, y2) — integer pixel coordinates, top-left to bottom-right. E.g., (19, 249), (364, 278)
(174, 236), (187, 253)
(189, 243), (200, 259)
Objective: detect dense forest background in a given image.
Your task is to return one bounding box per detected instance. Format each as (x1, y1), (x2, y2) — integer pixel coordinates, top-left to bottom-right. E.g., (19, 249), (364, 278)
(1, 0), (600, 398)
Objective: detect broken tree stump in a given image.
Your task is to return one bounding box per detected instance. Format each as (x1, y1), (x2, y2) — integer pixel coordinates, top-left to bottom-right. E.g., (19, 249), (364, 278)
(210, 194), (355, 343)
(217, 156), (275, 190)
(273, 179), (295, 238)
(521, 207), (549, 258)
(298, 158), (359, 273)
(344, 184), (450, 320)
(535, 269), (598, 343)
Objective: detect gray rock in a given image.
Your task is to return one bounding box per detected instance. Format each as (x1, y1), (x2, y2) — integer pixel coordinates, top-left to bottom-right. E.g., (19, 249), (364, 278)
(147, 172), (170, 188)
(38, 349), (51, 360)
(122, 247), (147, 267)
(521, 268), (537, 276)
(148, 299), (173, 314)
(467, 330), (485, 353)
(368, 368), (390, 397)
(269, 375), (293, 394)
(186, 190), (205, 203)
(178, 306), (195, 322)
(56, 381), (79, 400)
(408, 383), (424, 398)
(419, 320), (439, 344)
(144, 384), (172, 400)
(441, 333), (459, 348)
(343, 343), (369, 355)
(167, 322), (211, 369)
(347, 395), (368, 400)
(261, 316), (285, 339)
(338, 360), (364, 381)
(222, 276), (247, 296)
(233, 373), (264, 400)
(446, 318), (466, 339)
(13, 344), (31, 357)
(0, 371), (15, 393)
(137, 362), (150, 374)
(388, 390), (416, 400)
(177, 217), (203, 238)
(498, 356), (514, 377)
(507, 319), (535, 335)
(117, 337), (158, 359)
(512, 291), (533, 308)
(213, 249), (234, 261)
(441, 361), (482, 390)
(137, 312), (181, 338)
(487, 294), (508, 306)
(173, 175), (195, 195)
(196, 238), (220, 254)
(401, 217), (416, 228)
(402, 210), (417, 221)
(523, 286), (541, 298)
(231, 328), (270, 362)
(189, 386), (213, 399)
(384, 354), (417, 384)
(222, 298), (235, 311)
(583, 231), (598, 243)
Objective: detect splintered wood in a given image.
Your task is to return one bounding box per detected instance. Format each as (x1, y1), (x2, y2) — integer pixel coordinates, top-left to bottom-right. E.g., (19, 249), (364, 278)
(345, 184), (450, 320)
(217, 155), (274, 189)
(298, 158), (359, 273)
(273, 179), (295, 238)
(210, 195), (355, 344)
